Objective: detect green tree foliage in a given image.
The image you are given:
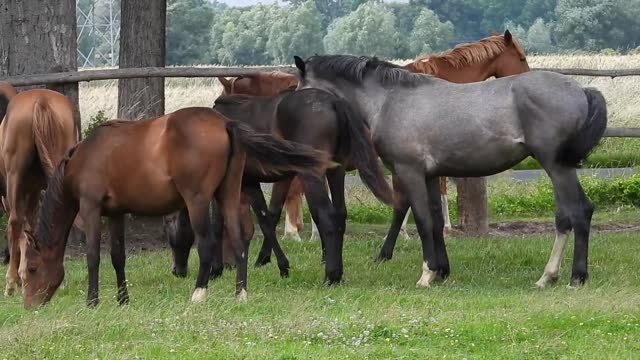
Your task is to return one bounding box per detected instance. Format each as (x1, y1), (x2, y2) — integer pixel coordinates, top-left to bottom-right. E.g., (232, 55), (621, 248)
(408, 8), (455, 57)
(554, 0), (639, 51)
(266, 1), (325, 64)
(526, 18), (555, 53)
(166, 0), (216, 65)
(323, 1), (399, 58)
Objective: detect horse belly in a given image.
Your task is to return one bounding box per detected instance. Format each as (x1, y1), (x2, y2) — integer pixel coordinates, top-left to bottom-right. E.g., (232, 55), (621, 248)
(434, 138), (530, 177)
(104, 175), (183, 216)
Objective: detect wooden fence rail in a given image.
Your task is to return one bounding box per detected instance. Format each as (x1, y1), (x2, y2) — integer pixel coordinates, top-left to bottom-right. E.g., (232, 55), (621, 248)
(2, 66), (640, 87)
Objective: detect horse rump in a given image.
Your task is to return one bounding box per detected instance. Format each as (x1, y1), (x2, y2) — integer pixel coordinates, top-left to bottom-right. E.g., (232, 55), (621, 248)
(556, 87), (608, 167)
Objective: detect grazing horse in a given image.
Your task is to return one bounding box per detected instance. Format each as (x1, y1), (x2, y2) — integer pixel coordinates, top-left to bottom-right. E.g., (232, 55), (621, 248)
(218, 73), (312, 242)
(0, 82), (17, 266)
(295, 54), (607, 288)
(19, 107), (331, 309)
(0, 84), (79, 297)
(377, 29), (530, 261)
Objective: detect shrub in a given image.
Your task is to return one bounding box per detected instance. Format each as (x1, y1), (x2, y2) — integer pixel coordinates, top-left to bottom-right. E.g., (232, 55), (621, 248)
(82, 110), (109, 139)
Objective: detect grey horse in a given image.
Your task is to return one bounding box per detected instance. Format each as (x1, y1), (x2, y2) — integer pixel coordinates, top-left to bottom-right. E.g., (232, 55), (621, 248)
(293, 54), (607, 289)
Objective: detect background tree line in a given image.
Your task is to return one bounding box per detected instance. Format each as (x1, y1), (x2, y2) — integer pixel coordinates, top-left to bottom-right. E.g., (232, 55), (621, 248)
(79, 0), (640, 66)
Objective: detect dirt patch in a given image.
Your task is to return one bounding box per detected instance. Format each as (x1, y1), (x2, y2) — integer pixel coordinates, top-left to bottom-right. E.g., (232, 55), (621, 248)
(443, 221), (640, 237)
(63, 216), (169, 260)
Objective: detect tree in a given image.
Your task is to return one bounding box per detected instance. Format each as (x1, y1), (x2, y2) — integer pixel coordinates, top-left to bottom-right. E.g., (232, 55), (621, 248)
(0, 0), (80, 133)
(267, 1), (325, 64)
(408, 8), (455, 57)
(218, 4), (285, 65)
(118, 0), (166, 120)
(526, 18), (555, 53)
(554, 0), (631, 51)
(323, 2), (399, 59)
(166, 0), (216, 65)
(284, 0), (367, 27)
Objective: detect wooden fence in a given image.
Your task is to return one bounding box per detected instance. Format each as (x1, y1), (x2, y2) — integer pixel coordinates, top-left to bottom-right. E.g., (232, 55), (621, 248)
(2, 65), (640, 137)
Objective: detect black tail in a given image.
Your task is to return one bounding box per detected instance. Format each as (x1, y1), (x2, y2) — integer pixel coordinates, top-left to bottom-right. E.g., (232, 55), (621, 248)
(556, 87), (608, 167)
(225, 121), (333, 177)
(333, 98), (394, 205)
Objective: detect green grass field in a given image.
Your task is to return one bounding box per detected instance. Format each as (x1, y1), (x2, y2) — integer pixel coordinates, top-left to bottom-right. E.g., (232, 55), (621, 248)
(2, 220), (639, 359)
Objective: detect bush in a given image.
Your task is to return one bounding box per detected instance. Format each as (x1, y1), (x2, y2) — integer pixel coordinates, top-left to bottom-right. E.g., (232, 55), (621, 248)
(83, 110), (110, 139)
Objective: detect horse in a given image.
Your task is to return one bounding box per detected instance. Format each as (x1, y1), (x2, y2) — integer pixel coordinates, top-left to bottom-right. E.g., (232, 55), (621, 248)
(294, 54), (607, 289)
(377, 29), (530, 261)
(168, 87), (393, 286)
(218, 73), (313, 242)
(19, 107), (332, 309)
(0, 84), (80, 298)
(0, 82), (17, 266)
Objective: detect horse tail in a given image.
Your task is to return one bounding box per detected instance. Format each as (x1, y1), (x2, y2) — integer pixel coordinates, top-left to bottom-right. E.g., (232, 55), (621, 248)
(556, 87), (608, 167)
(33, 98), (65, 178)
(225, 120), (333, 177)
(0, 82), (17, 122)
(333, 97), (394, 205)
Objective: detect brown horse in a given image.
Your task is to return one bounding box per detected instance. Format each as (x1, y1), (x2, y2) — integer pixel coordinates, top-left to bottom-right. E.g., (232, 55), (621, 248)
(0, 84), (80, 297)
(219, 74), (315, 242)
(19, 107), (330, 309)
(218, 72), (309, 241)
(375, 30), (530, 261)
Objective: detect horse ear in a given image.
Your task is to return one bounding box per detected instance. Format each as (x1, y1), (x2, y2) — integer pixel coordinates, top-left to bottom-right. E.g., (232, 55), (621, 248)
(504, 30), (513, 44)
(294, 56), (305, 74)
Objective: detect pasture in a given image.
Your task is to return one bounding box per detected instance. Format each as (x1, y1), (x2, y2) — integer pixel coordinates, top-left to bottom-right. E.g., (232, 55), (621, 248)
(1, 218), (640, 359)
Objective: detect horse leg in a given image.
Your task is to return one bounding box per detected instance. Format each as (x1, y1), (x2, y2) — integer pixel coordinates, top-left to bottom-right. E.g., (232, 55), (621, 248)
(377, 175), (411, 262)
(427, 177), (450, 278)
(536, 165), (592, 288)
(326, 166), (346, 253)
(244, 182), (290, 277)
(255, 178), (290, 267)
(310, 178), (330, 261)
(210, 200), (226, 280)
(218, 191), (249, 301)
(394, 165), (443, 288)
(300, 174), (340, 284)
(79, 201), (102, 307)
(440, 177), (452, 233)
(283, 178), (303, 242)
(4, 173), (26, 297)
(109, 215), (129, 305)
(185, 195), (215, 303)
(166, 208), (194, 278)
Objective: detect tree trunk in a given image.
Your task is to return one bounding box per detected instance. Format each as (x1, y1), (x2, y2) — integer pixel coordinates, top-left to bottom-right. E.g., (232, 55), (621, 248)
(456, 177), (489, 235)
(0, 0), (80, 136)
(117, 0), (166, 120)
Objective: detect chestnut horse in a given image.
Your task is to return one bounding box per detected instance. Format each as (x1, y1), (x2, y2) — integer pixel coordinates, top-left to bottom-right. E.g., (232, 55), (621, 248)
(376, 29), (530, 262)
(218, 72), (311, 241)
(19, 107), (330, 309)
(0, 84), (80, 297)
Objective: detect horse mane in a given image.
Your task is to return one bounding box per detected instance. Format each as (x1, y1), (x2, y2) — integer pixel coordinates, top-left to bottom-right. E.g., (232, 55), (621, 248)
(306, 55), (431, 87)
(215, 94), (255, 106)
(406, 35), (508, 73)
(35, 145), (78, 247)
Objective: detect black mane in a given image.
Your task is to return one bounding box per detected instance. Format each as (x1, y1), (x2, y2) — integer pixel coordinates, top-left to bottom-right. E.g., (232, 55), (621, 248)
(305, 55), (432, 87)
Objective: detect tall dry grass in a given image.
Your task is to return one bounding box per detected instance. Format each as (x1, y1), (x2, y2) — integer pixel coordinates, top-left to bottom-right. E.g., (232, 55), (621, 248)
(79, 54), (640, 128)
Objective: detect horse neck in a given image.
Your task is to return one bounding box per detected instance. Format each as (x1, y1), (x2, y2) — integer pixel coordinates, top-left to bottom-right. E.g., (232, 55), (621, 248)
(37, 184), (79, 257)
(411, 56), (495, 83)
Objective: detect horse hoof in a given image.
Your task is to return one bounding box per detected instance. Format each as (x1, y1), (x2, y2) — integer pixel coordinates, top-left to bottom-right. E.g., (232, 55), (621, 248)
(4, 285), (15, 297)
(255, 256), (271, 267)
(117, 292), (130, 306)
(279, 268), (290, 278)
(568, 273), (588, 288)
(416, 263), (440, 288)
(535, 273), (559, 289)
(324, 270), (343, 285)
(87, 298), (100, 308)
(172, 266), (188, 278)
(375, 252), (392, 263)
(191, 288), (207, 303)
(236, 289), (248, 302)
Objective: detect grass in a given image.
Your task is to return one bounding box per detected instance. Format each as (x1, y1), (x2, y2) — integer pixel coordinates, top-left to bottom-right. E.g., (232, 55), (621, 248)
(1, 223), (640, 358)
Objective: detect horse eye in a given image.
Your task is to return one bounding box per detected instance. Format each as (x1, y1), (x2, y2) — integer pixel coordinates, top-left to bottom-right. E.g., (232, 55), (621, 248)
(28, 266), (37, 274)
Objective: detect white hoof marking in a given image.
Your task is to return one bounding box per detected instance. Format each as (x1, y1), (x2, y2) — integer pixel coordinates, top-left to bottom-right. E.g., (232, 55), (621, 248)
(237, 289), (248, 302)
(416, 262), (438, 288)
(191, 287), (207, 303)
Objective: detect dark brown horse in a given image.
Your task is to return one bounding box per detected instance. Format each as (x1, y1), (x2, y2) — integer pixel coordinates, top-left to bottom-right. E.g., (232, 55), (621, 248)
(0, 84), (80, 297)
(19, 107), (331, 309)
(169, 88), (393, 286)
(218, 72), (309, 241)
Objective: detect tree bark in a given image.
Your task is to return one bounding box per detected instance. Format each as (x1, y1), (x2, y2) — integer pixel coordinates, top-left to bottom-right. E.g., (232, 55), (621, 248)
(0, 0), (80, 135)
(456, 177), (489, 235)
(117, 0), (166, 120)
